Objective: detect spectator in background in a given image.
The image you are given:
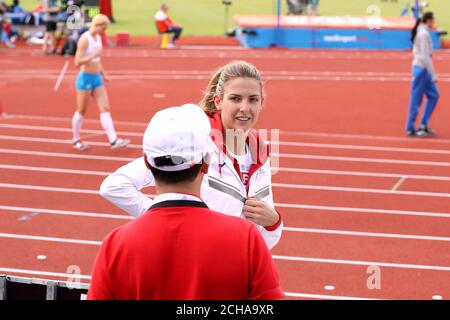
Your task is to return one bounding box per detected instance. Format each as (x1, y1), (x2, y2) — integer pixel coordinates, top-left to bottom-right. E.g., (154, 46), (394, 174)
(307, 0), (320, 16)
(286, 0), (307, 15)
(0, 2), (14, 49)
(154, 2), (182, 47)
(41, 0), (60, 55)
(9, 0), (23, 13)
(88, 104), (284, 300)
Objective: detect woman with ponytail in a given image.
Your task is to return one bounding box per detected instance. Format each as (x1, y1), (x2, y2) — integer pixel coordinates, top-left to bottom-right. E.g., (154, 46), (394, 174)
(406, 12), (440, 137)
(99, 61), (283, 249)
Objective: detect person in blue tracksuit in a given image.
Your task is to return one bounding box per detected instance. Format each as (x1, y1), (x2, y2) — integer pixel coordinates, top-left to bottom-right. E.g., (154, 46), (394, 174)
(405, 12), (439, 137)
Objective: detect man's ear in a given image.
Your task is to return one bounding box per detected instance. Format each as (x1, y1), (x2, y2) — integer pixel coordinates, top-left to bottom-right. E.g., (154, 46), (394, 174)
(201, 154), (210, 174)
(143, 153), (152, 170)
(200, 162), (209, 175)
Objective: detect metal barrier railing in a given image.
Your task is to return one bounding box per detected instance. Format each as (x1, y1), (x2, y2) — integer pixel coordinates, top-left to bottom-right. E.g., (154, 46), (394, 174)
(0, 275), (89, 300)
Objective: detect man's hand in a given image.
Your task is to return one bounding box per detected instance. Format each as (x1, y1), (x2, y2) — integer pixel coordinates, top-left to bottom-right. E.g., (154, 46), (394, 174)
(243, 198), (280, 227)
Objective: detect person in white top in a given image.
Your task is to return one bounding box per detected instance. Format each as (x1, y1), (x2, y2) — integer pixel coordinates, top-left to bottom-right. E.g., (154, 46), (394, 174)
(154, 3), (182, 47)
(406, 11), (440, 137)
(73, 14), (130, 151)
(100, 61), (283, 249)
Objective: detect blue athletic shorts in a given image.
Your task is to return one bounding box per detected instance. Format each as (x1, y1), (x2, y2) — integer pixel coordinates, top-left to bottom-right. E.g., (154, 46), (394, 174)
(76, 72), (103, 91)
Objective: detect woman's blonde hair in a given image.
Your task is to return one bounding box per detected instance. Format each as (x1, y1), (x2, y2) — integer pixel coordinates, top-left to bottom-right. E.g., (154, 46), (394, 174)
(199, 60), (264, 113)
(91, 14), (110, 28)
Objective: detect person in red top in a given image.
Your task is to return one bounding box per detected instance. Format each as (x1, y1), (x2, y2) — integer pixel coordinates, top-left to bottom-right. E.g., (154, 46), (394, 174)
(88, 104), (284, 300)
(154, 2), (182, 47)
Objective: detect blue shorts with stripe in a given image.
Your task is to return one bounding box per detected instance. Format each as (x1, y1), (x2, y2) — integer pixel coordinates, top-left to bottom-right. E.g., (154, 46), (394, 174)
(76, 72), (103, 91)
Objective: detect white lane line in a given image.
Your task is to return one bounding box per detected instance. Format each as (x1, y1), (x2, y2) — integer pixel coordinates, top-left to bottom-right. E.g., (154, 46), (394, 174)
(2, 146), (450, 170)
(4, 113), (450, 145)
(280, 130), (450, 145)
(2, 231), (449, 272)
(272, 255), (450, 272)
(284, 292), (381, 300)
(4, 184), (450, 218)
(6, 74), (436, 82)
(277, 141), (450, 155)
(283, 227), (450, 242)
(0, 232), (102, 246)
(0, 124), (144, 137)
(0, 267), (91, 281)
(0, 148), (135, 161)
(276, 153), (450, 167)
(391, 176), (407, 192)
(0, 164), (110, 176)
(1, 206), (450, 242)
(3, 163), (450, 183)
(2, 123), (450, 155)
(0, 205), (132, 220)
(2, 180), (449, 199)
(4, 113), (450, 146)
(275, 203), (450, 219)
(0, 183), (101, 195)
(278, 168), (450, 182)
(3, 114), (149, 127)
(53, 61), (69, 91)
(273, 183), (450, 198)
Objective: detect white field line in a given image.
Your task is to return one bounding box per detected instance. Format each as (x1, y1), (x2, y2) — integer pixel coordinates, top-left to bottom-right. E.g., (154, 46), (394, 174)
(283, 292), (382, 300)
(4, 113), (450, 145)
(2, 74), (450, 83)
(0, 123), (144, 137)
(53, 61), (69, 91)
(277, 167), (450, 182)
(272, 255), (450, 272)
(273, 203), (450, 219)
(391, 176), (407, 192)
(1, 204), (448, 242)
(1, 172), (450, 199)
(280, 130), (450, 144)
(1, 231), (449, 272)
(0, 232), (102, 246)
(2, 163), (450, 184)
(277, 141), (450, 155)
(1, 143), (450, 169)
(4, 134), (450, 161)
(1, 201), (450, 224)
(0, 205), (132, 220)
(276, 153), (450, 167)
(0, 148), (135, 161)
(2, 124), (450, 155)
(283, 227), (450, 242)
(4, 48), (450, 60)
(272, 182), (450, 198)
(0, 267), (92, 281)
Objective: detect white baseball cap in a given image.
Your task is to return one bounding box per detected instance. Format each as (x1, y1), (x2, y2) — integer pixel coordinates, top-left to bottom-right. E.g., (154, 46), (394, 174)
(143, 104), (212, 172)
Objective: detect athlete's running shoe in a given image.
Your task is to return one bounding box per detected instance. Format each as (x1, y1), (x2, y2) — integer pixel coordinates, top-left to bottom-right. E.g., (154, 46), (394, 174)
(73, 140), (89, 151)
(111, 138), (130, 149)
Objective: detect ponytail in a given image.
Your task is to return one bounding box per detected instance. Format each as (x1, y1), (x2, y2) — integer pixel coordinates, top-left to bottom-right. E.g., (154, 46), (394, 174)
(199, 67), (225, 113)
(412, 12), (435, 43)
(411, 18), (421, 43)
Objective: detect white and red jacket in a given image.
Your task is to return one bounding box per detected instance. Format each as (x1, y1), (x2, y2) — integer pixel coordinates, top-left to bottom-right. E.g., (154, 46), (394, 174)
(99, 112), (283, 249)
(154, 10), (174, 33)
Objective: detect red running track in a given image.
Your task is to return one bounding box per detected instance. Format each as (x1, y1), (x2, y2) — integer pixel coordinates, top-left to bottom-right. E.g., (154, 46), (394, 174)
(1, 45), (450, 300)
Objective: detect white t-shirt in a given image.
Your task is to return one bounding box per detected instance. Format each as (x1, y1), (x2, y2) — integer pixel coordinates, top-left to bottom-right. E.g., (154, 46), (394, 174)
(228, 146), (253, 188)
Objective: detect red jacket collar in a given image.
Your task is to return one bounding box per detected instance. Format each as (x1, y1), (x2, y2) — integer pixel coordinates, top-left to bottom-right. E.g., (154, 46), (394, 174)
(206, 111), (270, 175)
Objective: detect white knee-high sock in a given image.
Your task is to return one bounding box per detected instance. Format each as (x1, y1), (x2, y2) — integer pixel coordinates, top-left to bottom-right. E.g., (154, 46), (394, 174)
(72, 111), (84, 143)
(100, 112), (118, 144)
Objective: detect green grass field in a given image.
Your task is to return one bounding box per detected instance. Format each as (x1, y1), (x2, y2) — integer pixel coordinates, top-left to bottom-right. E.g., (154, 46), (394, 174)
(18, 0), (449, 37)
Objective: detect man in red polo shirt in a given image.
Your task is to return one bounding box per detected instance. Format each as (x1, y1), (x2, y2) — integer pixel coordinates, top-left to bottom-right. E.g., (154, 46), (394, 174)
(88, 104), (284, 300)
